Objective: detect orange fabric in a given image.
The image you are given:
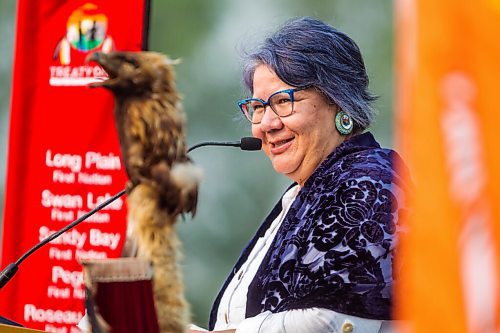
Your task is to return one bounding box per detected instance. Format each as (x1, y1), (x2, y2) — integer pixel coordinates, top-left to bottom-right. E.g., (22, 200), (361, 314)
(395, 0), (500, 332)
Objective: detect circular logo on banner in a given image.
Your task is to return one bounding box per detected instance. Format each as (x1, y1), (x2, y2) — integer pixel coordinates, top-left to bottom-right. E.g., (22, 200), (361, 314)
(50, 3), (114, 86)
(66, 3), (110, 52)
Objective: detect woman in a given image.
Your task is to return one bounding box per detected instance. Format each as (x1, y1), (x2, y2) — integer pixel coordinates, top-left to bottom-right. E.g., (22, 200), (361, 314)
(191, 17), (408, 333)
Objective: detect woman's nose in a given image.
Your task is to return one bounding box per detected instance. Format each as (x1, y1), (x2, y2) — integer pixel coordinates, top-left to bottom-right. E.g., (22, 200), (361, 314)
(259, 105), (282, 131)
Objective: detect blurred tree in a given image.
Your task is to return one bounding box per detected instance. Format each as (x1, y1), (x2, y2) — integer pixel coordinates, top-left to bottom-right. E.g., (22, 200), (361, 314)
(0, 0), (16, 249)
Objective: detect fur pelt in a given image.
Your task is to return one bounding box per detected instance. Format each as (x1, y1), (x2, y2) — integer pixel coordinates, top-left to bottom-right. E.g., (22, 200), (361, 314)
(87, 51), (202, 333)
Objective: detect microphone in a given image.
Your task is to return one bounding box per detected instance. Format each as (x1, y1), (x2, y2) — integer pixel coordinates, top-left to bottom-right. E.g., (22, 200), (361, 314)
(0, 137), (262, 290)
(187, 137), (261, 153)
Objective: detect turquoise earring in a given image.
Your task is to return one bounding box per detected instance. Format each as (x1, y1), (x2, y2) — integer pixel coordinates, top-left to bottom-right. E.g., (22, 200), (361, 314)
(335, 111), (354, 135)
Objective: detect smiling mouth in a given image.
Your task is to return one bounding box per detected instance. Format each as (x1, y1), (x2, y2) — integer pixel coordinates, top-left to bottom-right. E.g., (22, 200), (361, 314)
(271, 137), (294, 148)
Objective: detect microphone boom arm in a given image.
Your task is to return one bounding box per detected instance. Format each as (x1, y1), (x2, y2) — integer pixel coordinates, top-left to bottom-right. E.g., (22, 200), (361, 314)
(0, 137), (261, 290)
(0, 189), (127, 289)
(187, 141), (240, 153)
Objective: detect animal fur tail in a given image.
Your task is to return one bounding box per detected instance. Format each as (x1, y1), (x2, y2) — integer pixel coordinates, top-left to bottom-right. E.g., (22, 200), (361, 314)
(127, 183), (189, 333)
(150, 160), (203, 217)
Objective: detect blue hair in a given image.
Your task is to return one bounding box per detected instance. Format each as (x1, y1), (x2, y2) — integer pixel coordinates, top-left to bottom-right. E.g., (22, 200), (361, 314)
(242, 17), (377, 132)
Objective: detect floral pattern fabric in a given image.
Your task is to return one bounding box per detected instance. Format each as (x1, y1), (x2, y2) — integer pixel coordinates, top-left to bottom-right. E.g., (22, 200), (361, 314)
(209, 132), (409, 329)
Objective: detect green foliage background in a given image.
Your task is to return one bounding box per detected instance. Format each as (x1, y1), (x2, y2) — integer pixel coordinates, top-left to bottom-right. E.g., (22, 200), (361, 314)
(0, 0), (393, 327)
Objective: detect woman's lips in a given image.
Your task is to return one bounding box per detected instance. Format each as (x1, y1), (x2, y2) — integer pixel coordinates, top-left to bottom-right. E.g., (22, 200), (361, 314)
(270, 137), (294, 155)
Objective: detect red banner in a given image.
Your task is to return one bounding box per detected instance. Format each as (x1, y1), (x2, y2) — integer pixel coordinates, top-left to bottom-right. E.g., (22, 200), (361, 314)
(0, 1), (149, 331)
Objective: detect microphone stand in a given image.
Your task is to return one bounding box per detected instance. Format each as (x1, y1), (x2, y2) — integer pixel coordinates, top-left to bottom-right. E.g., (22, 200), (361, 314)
(0, 137), (261, 290)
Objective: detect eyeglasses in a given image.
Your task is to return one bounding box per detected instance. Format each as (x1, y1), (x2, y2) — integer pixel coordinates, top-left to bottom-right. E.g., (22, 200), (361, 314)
(237, 87), (309, 124)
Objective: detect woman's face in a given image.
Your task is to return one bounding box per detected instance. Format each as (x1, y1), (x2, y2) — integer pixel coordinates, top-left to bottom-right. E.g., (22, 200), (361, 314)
(251, 65), (345, 186)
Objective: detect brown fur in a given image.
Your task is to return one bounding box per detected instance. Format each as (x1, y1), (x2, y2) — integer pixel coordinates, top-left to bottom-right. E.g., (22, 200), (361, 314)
(87, 51), (201, 333)
(128, 184), (188, 333)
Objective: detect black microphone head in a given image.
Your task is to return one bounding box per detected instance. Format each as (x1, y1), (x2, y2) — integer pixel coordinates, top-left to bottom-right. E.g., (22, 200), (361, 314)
(240, 137), (262, 151)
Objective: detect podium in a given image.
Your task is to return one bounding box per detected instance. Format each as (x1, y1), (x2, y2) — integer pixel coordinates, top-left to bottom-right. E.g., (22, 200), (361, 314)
(0, 324), (47, 332)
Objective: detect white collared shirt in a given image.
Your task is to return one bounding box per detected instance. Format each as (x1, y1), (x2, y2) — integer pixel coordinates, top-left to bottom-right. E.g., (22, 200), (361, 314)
(214, 185), (300, 330)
